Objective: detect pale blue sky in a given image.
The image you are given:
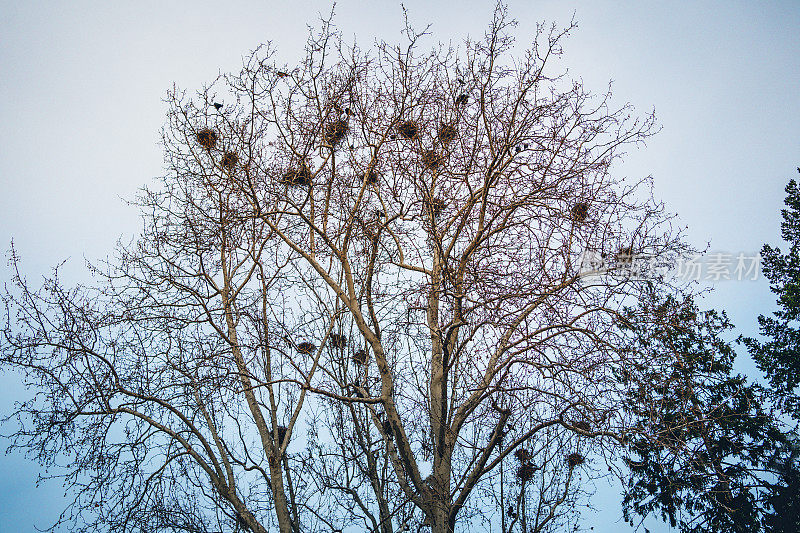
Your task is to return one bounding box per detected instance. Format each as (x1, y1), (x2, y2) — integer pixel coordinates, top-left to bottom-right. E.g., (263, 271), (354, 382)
(1, 1), (798, 531)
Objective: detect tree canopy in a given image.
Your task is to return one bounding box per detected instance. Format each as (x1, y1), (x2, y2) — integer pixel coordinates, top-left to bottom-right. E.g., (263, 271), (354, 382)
(8, 5), (783, 533)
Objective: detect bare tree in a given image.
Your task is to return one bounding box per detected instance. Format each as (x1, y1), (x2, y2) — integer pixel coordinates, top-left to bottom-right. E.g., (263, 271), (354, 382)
(2, 4), (691, 533)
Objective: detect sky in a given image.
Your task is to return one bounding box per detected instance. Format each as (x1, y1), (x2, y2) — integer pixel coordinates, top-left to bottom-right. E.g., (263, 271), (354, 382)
(0, 1), (798, 531)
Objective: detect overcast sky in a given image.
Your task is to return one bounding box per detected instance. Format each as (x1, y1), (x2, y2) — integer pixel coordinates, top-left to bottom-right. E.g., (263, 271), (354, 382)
(1, 1), (798, 531)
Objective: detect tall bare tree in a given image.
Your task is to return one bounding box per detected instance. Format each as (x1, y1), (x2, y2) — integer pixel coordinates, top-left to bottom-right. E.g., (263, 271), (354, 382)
(2, 4), (692, 532)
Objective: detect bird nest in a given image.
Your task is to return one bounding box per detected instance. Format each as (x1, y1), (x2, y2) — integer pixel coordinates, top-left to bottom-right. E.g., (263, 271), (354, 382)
(421, 150), (443, 170)
(516, 463), (536, 482)
(571, 202), (589, 222)
(363, 168), (379, 185)
(573, 420), (591, 433)
(397, 120), (419, 140)
(221, 151), (239, 170)
(455, 94), (468, 106)
(514, 448), (531, 463)
(615, 246), (634, 264)
(567, 452), (585, 468)
(352, 350), (367, 365)
(382, 419), (393, 439)
(324, 120), (349, 146)
(196, 129), (218, 150)
(281, 164), (313, 187)
(276, 426), (288, 446)
(425, 198), (446, 217)
(297, 342), (316, 355)
(330, 333), (347, 349)
(438, 124), (457, 144)
(363, 226), (379, 244)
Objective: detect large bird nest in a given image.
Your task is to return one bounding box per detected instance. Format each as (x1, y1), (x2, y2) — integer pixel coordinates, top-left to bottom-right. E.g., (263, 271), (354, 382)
(516, 462), (536, 482)
(421, 150), (443, 170)
(281, 164), (313, 187)
(615, 246), (634, 265)
(567, 452), (585, 468)
(571, 202), (589, 223)
(352, 350), (367, 365)
(276, 426), (289, 446)
(324, 119), (349, 146)
(363, 168), (380, 185)
(297, 342), (316, 355)
(196, 129), (218, 150)
(397, 120), (419, 140)
(514, 448), (532, 463)
(221, 151), (239, 170)
(425, 198), (446, 217)
(330, 333), (347, 349)
(437, 124), (457, 144)
(572, 420), (591, 433)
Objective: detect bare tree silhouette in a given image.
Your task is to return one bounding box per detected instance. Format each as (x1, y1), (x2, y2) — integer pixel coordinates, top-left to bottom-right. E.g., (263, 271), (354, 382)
(2, 4), (693, 532)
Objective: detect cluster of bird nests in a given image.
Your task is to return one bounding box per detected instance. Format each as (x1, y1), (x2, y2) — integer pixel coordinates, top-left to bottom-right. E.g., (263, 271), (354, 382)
(352, 349), (367, 365)
(330, 333), (347, 349)
(281, 164), (313, 187)
(421, 150), (443, 170)
(196, 128), (218, 150)
(324, 119), (349, 146)
(566, 452), (585, 469)
(397, 120), (419, 140)
(437, 124), (457, 144)
(571, 202), (589, 223)
(221, 151), (239, 170)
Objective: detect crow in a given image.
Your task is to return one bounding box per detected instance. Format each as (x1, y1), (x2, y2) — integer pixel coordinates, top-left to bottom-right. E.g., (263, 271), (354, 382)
(213, 102), (223, 111)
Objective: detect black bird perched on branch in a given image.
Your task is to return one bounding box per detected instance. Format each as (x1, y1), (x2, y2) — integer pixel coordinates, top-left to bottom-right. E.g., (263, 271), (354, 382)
(213, 102), (223, 111)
